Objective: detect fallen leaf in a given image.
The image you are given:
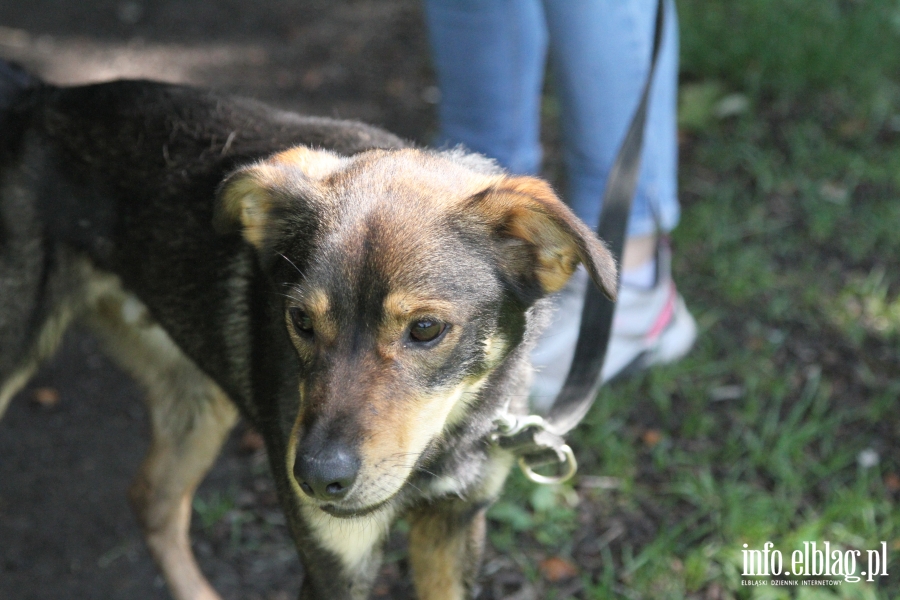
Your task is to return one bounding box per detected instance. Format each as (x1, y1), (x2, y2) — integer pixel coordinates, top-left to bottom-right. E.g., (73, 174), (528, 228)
(539, 556), (578, 582)
(240, 428), (265, 453)
(31, 387), (60, 408)
(301, 69), (324, 91)
(641, 429), (662, 448)
(885, 473), (900, 492)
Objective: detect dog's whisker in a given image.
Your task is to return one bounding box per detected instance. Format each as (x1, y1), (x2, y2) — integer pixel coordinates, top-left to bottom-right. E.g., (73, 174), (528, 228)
(378, 461), (464, 488)
(267, 291), (306, 305)
(278, 253), (304, 276)
(367, 470), (424, 496)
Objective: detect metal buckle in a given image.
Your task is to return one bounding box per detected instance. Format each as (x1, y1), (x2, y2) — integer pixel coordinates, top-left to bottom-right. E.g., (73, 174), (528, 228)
(491, 413), (548, 440)
(518, 444), (578, 485)
(491, 413), (578, 484)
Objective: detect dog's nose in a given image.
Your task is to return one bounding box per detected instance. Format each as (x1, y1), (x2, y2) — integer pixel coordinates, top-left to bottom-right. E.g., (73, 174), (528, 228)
(293, 445), (360, 501)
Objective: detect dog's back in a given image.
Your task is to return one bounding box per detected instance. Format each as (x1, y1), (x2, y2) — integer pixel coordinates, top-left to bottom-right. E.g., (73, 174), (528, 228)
(0, 63), (407, 415)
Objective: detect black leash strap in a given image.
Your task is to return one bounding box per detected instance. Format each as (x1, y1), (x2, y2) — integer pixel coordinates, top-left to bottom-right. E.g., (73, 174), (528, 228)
(494, 0), (667, 482)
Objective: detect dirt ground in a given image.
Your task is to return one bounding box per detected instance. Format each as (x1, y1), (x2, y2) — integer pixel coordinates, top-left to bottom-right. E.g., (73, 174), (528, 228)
(0, 1), (458, 599)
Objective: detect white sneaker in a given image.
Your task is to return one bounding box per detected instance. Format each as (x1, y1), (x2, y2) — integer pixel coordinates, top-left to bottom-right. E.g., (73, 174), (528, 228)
(529, 242), (697, 412)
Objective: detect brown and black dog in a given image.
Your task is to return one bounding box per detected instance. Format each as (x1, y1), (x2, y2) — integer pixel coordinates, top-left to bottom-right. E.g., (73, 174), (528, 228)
(0, 61), (616, 600)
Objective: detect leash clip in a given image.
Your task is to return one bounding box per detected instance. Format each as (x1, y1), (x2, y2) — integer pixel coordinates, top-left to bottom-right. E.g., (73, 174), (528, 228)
(491, 413), (578, 485)
(518, 443), (577, 485)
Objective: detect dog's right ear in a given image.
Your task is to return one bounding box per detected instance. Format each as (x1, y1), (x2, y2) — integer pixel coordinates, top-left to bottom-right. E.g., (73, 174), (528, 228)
(214, 146), (346, 251)
(467, 176), (618, 302)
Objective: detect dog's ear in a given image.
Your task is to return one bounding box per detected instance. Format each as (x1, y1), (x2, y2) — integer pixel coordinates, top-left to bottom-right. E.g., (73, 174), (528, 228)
(214, 146), (346, 250)
(214, 164), (280, 249)
(470, 176), (618, 300)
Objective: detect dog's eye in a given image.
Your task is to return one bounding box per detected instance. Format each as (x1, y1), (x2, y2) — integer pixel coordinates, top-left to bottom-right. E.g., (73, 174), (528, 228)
(408, 319), (447, 344)
(289, 308), (314, 337)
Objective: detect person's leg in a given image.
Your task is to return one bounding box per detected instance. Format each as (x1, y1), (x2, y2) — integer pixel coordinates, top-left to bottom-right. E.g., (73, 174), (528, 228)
(542, 0), (680, 238)
(422, 0), (547, 175)
(531, 0), (694, 407)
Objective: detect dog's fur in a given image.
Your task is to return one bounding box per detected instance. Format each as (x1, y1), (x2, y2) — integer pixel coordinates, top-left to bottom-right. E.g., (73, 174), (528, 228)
(0, 61), (617, 600)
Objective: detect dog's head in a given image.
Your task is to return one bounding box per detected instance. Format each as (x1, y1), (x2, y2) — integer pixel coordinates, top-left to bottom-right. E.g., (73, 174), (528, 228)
(216, 147), (616, 517)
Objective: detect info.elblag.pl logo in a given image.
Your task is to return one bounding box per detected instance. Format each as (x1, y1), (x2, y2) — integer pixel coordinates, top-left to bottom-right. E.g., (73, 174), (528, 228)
(742, 542), (889, 583)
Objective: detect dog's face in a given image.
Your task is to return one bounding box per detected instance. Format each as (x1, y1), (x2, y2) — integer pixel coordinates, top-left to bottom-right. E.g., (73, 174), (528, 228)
(216, 147), (616, 517)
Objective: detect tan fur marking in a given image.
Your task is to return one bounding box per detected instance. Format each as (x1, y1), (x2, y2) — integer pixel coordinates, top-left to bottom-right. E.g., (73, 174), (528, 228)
(477, 450), (515, 501)
(382, 292), (456, 319)
(409, 509), (487, 600)
(301, 503), (394, 570)
(410, 537), (466, 600)
(285, 391), (307, 504)
(471, 175), (618, 297)
(444, 374), (490, 428)
(366, 391), (448, 480)
(505, 206), (579, 293)
(354, 374), (487, 509)
(218, 174), (277, 248)
(303, 288), (330, 318)
(271, 146), (346, 179)
(288, 289), (337, 344)
(482, 334), (508, 369)
(285, 288), (336, 349)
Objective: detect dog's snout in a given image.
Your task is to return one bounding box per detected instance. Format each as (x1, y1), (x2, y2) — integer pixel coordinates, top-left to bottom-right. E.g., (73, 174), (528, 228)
(294, 444), (360, 501)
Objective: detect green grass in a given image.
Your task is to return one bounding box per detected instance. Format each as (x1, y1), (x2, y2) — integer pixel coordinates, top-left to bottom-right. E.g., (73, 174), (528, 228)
(487, 1), (900, 597)
(679, 0), (900, 112)
(193, 489), (237, 530)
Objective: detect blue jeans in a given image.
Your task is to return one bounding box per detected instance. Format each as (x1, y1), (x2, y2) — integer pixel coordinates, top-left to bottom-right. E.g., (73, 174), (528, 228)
(424, 0), (680, 238)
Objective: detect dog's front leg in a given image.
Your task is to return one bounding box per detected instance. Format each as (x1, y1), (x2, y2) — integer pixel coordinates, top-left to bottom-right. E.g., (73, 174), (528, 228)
(409, 500), (490, 600)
